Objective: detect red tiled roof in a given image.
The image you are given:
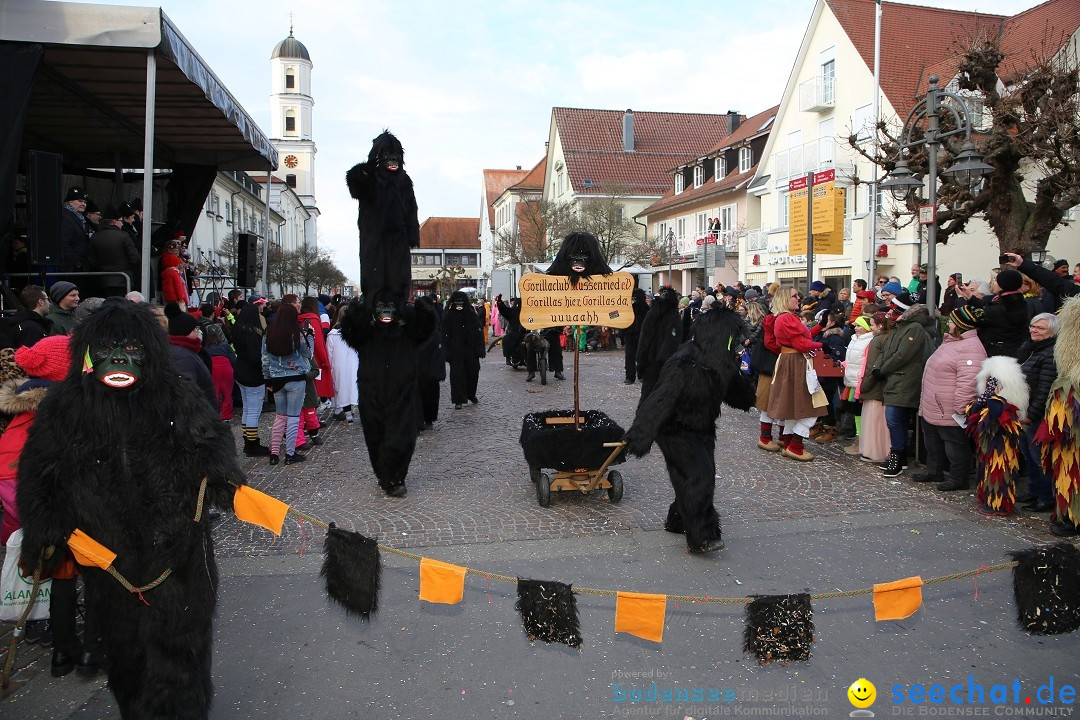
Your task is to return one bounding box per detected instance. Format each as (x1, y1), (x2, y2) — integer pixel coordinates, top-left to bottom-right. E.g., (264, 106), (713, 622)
(483, 169), (529, 225)
(552, 107), (733, 196)
(999, 0), (1080, 84)
(705, 106), (780, 157)
(828, 0), (1005, 117)
(510, 157), (546, 192)
(419, 217), (480, 250)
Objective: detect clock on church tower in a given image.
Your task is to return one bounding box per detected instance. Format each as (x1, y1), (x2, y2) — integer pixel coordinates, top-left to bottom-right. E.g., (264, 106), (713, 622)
(284, 155), (299, 168)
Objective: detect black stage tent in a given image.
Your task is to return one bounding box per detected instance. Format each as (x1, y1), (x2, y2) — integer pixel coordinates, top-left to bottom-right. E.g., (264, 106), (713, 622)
(0, 0), (277, 293)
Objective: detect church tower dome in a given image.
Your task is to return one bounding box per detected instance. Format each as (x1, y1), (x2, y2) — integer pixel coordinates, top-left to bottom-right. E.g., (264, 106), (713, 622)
(271, 29), (310, 61)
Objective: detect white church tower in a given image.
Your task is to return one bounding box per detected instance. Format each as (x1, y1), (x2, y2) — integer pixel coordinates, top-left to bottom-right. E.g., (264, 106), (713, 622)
(269, 26), (320, 243)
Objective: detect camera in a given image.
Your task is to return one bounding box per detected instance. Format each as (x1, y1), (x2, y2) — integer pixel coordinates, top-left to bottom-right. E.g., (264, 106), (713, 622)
(998, 254), (1011, 264)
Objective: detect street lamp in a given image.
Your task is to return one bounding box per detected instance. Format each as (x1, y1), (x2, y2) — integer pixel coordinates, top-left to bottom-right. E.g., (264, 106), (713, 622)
(880, 75), (994, 316)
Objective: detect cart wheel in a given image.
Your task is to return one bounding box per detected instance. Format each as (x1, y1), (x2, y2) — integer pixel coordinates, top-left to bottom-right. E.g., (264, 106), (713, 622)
(607, 470), (624, 503)
(536, 473), (552, 507)
(539, 356), (548, 385)
(529, 466), (542, 485)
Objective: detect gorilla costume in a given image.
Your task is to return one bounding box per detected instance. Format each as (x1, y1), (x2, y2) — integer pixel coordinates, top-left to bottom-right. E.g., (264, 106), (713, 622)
(442, 290), (483, 406)
(340, 293), (435, 497)
(546, 230), (613, 287)
(624, 306), (756, 553)
(17, 299), (246, 719)
(346, 130), (420, 309)
(635, 286), (682, 404)
(495, 295), (525, 367)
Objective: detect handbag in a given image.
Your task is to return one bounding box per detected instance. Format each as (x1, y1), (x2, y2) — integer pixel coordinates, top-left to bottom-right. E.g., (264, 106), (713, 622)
(805, 356), (829, 408)
(749, 335), (778, 377)
(0, 529), (51, 622)
(739, 348), (752, 376)
(812, 352), (844, 378)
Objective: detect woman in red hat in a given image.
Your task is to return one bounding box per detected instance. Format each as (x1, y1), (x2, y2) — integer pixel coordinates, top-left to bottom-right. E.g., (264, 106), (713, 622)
(160, 237), (189, 308)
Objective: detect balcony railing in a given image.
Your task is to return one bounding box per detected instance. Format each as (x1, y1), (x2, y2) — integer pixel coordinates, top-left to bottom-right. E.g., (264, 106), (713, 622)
(799, 76), (835, 112)
(771, 137), (855, 188)
(745, 228), (768, 252)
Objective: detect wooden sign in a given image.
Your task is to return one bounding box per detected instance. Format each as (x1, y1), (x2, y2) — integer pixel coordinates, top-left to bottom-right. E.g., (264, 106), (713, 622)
(519, 272), (635, 330)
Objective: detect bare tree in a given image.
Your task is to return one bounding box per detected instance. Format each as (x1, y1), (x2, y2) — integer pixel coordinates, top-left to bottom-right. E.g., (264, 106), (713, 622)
(492, 199), (551, 266)
(851, 37), (1080, 254)
(310, 255), (347, 295)
(266, 244), (296, 298)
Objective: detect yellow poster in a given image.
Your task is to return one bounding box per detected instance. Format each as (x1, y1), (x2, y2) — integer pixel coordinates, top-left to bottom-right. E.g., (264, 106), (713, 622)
(519, 272), (635, 330)
(815, 187), (846, 255)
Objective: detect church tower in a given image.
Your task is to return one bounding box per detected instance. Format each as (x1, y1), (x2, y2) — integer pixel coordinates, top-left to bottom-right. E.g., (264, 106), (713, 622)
(269, 26), (320, 237)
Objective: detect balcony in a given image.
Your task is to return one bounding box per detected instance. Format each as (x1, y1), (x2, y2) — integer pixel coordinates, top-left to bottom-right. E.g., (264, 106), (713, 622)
(745, 228), (768, 252)
(799, 76), (835, 112)
(771, 137), (854, 189)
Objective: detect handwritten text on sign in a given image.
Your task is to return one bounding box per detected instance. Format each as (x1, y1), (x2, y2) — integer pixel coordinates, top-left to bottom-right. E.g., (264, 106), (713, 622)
(519, 272), (635, 329)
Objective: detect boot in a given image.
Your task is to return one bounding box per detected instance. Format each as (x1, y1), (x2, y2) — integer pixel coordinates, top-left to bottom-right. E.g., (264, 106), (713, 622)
(912, 471), (943, 483)
(879, 455), (909, 471)
(554, 372), (565, 380)
(814, 425), (838, 444)
(881, 452), (904, 478)
(808, 421), (825, 439)
(243, 436), (271, 457)
(757, 422), (780, 452)
(778, 433), (793, 450)
(843, 439), (862, 455)
(526, 372), (535, 382)
(936, 477), (968, 492)
(782, 435), (814, 461)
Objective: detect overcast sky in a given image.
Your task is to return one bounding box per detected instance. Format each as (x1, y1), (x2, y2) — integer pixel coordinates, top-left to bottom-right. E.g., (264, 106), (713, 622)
(64, 0), (1047, 281)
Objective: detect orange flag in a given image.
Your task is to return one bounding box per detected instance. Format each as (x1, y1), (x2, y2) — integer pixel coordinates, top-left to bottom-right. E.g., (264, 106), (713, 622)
(233, 485), (289, 536)
(67, 528), (117, 570)
(419, 557), (466, 604)
(873, 576), (924, 621)
(615, 591), (667, 643)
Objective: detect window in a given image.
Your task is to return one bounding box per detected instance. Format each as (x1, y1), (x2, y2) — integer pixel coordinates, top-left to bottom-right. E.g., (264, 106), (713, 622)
(821, 58), (835, 105)
(675, 173), (684, 194)
(851, 104), (873, 143)
(461, 254), (477, 266)
(966, 96), (988, 131)
(818, 118), (835, 166)
(657, 221), (670, 245)
(693, 165), (704, 188)
(714, 157), (726, 181)
(739, 147), (752, 173)
(285, 112), (296, 134)
(696, 212), (708, 238)
(676, 217), (686, 243)
(778, 191), (790, 229)
(719, 204), (735, 232)
(615, 205), (625, 224)
(286, 174), (296, 188)
(224, 201), (231, 219)
(285, 71), (295, 89)
(557, 172), (564, 195)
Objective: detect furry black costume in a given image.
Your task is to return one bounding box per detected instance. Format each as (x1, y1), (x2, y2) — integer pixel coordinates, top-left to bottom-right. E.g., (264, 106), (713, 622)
(495, 295), (525, 367)
(624, 307), (755, 553)
(346, 131), (420, 309)
(16, 299), (246, 719)
(340, 294), (435, 497)
(546, 231), (613, 286)
(635, 286), (682, 404)
(623, 288), (649, 383)
(442, 291), (483, 405)
(414, 295), (445, 427)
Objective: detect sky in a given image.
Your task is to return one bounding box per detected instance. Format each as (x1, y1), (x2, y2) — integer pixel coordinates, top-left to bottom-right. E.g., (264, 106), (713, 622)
(63, 0), (1047, 282)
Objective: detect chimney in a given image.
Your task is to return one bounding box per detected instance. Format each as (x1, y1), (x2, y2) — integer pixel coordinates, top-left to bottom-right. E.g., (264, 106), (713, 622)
(516, 165), (522, 170)
(727, 110), (741, 133)
(623, 109), (635, 153)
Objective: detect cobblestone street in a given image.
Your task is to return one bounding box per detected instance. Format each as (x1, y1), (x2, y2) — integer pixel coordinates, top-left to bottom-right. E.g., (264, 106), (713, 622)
(219, 345), (1052, 558)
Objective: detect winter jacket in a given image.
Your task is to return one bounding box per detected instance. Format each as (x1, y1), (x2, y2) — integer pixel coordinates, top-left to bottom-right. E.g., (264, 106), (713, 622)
(918, 329), (985, 426)
(858, 333), (888, 402)
(1016, 336), (1057, 423)
(802, 287), (836, 319)
(298, 311), (334, 397)
(843, 331), (873, 389)
(772, 312), (822, 353)
(168, 335), (217, 410)
(9, 308), (52, 348)
(963, 291), (1028, 358)
(1018, 258), (1080, 309)
(875, 305), (935, 408)
(88, 225), (140, 288)
(261, 334), (313, 380)
(232, 324), (266, 387)
(848, 290), (877, 326)
(46, 306), (77, 336)
(0, 378), (50, 544)
(160, 254), (188, 305)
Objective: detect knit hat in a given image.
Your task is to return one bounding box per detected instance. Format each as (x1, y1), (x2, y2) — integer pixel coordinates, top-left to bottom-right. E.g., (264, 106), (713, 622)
(853, 316), (871, 332)
(48, 281), (78, 305)
(1054, 258), (1069, 270)
(890, 296), (911, 312)
(702, 295), (717, 309)
(996, 269), (1023, 293)
(14, 335), (71, 382)
(949, 306), (980, 331)
(810, 280), (826, 292)
(168, 312), (199, 336)
(881, 281), (904, 297)
(744, 288), (759, 300)
(64, 187), (86, 202)
(74, 297), (105, 324)
(247, 295), (268, 306)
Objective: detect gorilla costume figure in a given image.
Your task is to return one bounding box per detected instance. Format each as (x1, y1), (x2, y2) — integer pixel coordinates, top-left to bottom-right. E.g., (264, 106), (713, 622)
(17, 299), (246, 719)
(624, 306), (755, 554)
(546, 230), (613, 286)
(635, 286), (682, 404)
(442, 290), (483, 406)
(340, 292), (435, 497)
(346, 130), (420, 309)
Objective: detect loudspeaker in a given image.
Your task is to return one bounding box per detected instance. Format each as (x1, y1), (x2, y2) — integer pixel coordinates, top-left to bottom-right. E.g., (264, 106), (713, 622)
(236, 232), (258, 288)
(28, 150), (63, 265)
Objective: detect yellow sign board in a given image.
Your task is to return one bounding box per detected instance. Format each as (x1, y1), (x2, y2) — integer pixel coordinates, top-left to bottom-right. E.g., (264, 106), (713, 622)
(789, 185), (844, 255)
(815, 187), (846, 255)
(519, 272), (635, 330)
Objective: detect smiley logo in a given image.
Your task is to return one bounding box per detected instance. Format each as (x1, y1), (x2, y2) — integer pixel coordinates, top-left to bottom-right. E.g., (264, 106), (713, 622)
(847, 678), (876, 709)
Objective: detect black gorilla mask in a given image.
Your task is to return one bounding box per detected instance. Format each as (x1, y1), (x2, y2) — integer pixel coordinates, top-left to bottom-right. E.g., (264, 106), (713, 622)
(368, 131), (405, 172)
(91, 338), (146, 389)
(373, 301), (398, 324)
(569, 252), (589, 274)
(452, 302), (465, 311)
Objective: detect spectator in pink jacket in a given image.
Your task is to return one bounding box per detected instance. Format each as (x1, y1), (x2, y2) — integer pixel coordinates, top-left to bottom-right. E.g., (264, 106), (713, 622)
(915, 307), (986, 492)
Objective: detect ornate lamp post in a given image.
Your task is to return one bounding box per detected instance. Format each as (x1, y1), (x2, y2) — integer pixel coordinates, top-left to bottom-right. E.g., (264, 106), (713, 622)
(880, 75), (993, 316)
